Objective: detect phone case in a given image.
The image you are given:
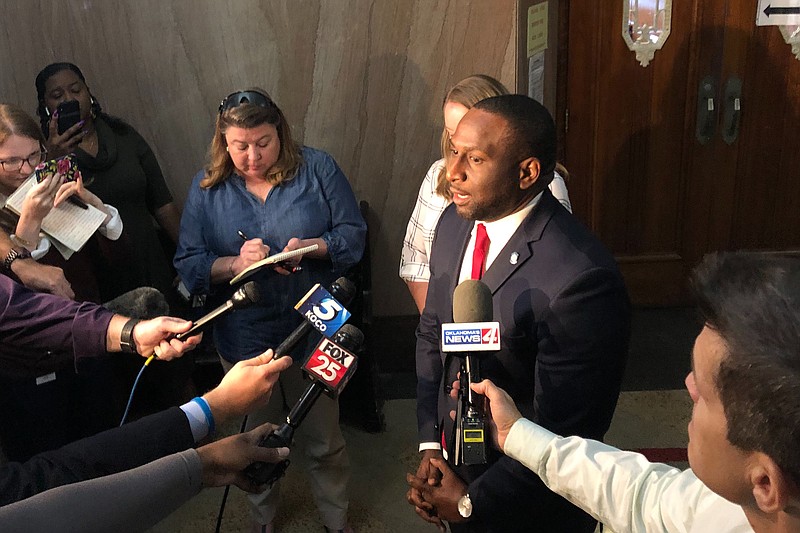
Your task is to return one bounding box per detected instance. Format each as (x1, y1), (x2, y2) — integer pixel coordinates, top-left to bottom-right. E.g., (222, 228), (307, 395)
(34, 155), (82, 183)
(56, 101), (82, 134)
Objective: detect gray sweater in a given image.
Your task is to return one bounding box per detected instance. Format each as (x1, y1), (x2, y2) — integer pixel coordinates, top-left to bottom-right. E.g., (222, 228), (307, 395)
(0, 449), (203, 532)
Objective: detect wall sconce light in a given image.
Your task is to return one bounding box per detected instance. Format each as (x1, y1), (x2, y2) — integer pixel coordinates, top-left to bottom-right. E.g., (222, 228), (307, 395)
(622, 0), (673, 67)
(779, 25), (800, 61)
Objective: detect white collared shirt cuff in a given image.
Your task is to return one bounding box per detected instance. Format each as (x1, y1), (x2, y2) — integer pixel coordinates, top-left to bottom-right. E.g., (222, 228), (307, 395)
(179, 401), (210, 442)
(97, 204), (123, 240)
(419, 442), (442, 452)
(13, 234), (51, 259)
(504, 418), (557, 464)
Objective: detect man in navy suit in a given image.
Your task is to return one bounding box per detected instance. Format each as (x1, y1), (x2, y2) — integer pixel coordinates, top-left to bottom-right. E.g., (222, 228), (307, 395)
(407, 94), (631, 532)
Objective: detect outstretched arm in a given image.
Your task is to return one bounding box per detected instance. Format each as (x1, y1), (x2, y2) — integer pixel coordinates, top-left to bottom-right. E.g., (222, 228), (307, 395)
(0, 424), (290, 532)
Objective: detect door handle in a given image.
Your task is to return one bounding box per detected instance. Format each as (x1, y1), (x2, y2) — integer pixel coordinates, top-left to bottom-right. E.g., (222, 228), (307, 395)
(722, 76), (742, 145)
(695, 76), (717, 145)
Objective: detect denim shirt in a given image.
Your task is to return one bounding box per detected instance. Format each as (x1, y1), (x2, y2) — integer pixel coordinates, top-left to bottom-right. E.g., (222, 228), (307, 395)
(174, 146), (366, 363)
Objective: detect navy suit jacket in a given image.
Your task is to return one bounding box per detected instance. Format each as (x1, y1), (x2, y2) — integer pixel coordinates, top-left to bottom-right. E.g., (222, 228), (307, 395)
(0, 406), (194, 506)
(416, 190), (631, 532)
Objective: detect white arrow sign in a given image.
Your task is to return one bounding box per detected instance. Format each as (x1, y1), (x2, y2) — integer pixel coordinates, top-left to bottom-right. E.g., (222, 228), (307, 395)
(757, 0), (800, 26)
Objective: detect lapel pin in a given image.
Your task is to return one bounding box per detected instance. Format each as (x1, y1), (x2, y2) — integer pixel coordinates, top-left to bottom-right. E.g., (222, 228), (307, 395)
(510, 252), (519, 265)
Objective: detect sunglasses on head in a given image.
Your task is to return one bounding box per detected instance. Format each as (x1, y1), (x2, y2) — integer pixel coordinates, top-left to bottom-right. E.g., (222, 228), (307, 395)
(218, 91), (276, 115)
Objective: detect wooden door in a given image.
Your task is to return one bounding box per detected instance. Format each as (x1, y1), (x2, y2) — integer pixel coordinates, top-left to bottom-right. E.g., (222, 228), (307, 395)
(561, 1), (800, 306)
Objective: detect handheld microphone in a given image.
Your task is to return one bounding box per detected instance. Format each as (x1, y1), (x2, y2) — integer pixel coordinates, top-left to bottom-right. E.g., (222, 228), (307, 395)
(244, 324), (364, 486)
(174, 281), (261, 341)
(120, 281), (262, 426)
(443, 279), (498, 466)
(261, 277), (356, 358)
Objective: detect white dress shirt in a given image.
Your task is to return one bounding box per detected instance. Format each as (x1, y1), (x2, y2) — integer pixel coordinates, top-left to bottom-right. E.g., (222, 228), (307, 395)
(505, 418), (753, 533)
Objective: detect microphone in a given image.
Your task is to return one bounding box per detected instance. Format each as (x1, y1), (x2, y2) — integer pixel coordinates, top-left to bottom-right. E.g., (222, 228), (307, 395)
(262, 277), (356, 358)
(244, 324), (364, 486)
(175, 281), (261, 341)
(443, 279), (498, 465)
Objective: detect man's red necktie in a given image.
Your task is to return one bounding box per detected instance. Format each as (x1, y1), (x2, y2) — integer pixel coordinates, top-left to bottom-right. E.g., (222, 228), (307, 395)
(471, 223), (490, 280)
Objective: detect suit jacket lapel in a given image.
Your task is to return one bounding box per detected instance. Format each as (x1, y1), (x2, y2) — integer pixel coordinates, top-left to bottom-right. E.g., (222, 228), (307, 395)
(480, 189), (559, 294)
(435, 204), (473, 322)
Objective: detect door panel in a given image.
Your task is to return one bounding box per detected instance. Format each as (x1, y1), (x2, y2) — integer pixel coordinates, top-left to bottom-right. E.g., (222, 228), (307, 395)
(564, 0), (800, 306)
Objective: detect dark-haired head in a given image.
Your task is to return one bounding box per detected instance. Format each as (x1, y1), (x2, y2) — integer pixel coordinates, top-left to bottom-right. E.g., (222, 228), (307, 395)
(691, 251), (800, 487)
(34, 62), (102, 135)
(434, 74), (509, 199)
(473, 94), (557, 186)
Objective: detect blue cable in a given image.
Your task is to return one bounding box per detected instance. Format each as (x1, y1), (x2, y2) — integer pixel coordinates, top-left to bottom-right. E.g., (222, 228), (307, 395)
(119, 361), (148, 426)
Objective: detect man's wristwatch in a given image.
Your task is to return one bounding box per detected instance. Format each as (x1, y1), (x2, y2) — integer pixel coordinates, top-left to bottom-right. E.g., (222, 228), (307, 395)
(2, 247), (32, 273)
(119, 318), (142, 353)
(457, 493), (473, 519)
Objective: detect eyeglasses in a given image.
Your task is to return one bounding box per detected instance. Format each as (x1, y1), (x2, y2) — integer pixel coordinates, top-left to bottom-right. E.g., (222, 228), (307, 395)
(218, 91), (276, 115)
(0, 150), (47, 172)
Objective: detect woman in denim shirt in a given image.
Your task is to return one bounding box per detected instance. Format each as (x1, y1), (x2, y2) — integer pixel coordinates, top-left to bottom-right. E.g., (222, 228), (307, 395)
(174, 90), (365, 533)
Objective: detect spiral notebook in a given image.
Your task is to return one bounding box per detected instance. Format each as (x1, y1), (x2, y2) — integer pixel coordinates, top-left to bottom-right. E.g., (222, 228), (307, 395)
(230, 244), (319, 284)
(3, 175), (106, 259)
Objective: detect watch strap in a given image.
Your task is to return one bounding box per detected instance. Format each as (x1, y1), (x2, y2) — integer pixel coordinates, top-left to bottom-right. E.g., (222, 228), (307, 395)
(2, 247), (32, 273)
(119, 318), (142, 353)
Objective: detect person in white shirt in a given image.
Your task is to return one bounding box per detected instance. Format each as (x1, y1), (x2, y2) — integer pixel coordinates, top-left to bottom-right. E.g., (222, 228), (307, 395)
(461, 251), (800, 533)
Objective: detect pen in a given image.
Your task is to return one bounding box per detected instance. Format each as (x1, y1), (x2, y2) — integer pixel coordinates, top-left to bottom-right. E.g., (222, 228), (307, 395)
(237, 230), (249, 241)
(68, 196), (88, 210)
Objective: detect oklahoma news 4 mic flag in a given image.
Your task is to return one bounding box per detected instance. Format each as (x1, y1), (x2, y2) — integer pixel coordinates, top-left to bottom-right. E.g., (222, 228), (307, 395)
(441, 322), (501, 352)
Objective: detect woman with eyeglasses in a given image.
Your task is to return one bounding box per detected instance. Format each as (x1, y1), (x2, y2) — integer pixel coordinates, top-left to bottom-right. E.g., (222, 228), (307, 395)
(0, 103), (125, 304)
(0, 103), (128, 460)
(35, 62), (181, 301)
(174, 89), (365, 533)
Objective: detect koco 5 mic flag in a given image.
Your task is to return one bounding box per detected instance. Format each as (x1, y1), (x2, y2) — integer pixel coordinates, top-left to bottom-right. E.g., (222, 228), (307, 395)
(295, 283), (351, 336)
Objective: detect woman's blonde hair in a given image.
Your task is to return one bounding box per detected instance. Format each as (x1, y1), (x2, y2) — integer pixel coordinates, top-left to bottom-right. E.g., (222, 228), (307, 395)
(0, 103), (46, 147)
(435, 75), (509, 198)
(202, 89), (302, 189)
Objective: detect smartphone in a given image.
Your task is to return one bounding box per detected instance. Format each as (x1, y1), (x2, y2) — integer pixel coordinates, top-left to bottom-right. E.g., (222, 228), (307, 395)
(35, 154), (81, 183)
(56, 100), (82, 135)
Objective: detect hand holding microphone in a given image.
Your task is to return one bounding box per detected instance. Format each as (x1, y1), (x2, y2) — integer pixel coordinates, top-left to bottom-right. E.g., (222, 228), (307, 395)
(442, 279), (499, 466)
(244, 324), (364, 486)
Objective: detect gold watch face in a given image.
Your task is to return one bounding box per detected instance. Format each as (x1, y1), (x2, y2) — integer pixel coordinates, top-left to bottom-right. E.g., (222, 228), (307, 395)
(458, 494), (472, 518)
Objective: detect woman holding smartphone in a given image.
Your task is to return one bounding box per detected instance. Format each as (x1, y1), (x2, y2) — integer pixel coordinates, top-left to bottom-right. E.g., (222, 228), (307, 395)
(35, 62), (181, 301)
(0, 104), (125, 302)
(0, 103), (128, 460)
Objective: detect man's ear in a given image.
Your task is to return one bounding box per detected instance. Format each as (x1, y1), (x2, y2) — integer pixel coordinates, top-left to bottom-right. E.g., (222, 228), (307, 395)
(750, 453), (794, 514)
(518, 157), (541, 190)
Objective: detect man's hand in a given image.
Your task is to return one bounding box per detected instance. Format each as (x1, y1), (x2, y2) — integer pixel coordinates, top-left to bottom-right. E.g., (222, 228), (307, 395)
(196, 422), (290, 493)
(470, 380), (522, 451)
(132, 316), (201, 360)
(407, 457), (468, 525)
(406, 449), (446, 531)
(11, 259), (74, 299)
(203, 350), (292, 424)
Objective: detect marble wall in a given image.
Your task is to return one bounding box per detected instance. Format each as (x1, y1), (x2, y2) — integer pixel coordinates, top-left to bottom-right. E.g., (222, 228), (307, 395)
(0, 0), (517, 316)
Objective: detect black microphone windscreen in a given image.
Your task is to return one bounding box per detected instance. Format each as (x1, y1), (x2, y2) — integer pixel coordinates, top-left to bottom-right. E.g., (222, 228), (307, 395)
(453, 279), (492, 323)
(232, 281), (261, 308)
(330, 277), (356, 303)
(332, 324), (364, 352)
